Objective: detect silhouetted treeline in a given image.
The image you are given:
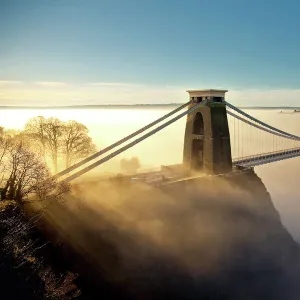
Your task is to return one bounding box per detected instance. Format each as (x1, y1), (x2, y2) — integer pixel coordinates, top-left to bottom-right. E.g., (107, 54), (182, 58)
(23, 117), (96, 172)
(0, 116), (96, 202)
(0, 126), (69, 202)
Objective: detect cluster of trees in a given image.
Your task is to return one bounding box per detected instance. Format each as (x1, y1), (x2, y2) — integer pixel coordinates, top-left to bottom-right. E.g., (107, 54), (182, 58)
(0, 117), (96, 202)
(24, 117), (96, 172)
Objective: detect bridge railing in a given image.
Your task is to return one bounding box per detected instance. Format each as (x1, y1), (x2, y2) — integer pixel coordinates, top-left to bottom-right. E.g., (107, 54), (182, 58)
(233, 147), (300, 166)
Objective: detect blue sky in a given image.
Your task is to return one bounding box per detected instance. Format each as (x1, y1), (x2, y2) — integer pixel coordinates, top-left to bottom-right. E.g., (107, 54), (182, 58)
(1, 0), (300, 105)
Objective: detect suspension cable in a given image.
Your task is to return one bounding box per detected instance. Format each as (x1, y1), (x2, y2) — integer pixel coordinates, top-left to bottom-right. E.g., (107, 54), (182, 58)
(227, 110), (298, 141)
(226, 101), (300, 140)
(53, 101), (191, 179)
(63, 102), (203, 182)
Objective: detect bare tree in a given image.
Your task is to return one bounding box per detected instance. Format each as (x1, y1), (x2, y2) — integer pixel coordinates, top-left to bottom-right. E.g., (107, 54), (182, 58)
(0, 128), (10, 166)
(24, 116), (48, 158)
(61, 121), (96, 168)
(24, 117), (63, 173)
(0, 129), (13, 188)
(23, 117), (96, 174)
(4, 128), (22, 138)
(43, 118), (64, 173)
(0, 142), (59, 203)
(120, 157), (141, 174)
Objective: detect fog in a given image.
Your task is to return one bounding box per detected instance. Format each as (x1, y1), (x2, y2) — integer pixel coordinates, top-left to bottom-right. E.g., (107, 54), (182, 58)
(1, 106), (300, 242)
(34, 170), (300, 299)
(2, 105), (300, 298)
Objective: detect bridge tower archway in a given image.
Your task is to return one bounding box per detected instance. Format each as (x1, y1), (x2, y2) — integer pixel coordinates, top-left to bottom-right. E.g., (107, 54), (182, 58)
(192, 112), (204, 135)
(183, 89), (232, 174)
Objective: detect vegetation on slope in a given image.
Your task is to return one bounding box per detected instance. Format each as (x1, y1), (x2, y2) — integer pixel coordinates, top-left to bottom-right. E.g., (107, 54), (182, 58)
(0, 201), (80, 299)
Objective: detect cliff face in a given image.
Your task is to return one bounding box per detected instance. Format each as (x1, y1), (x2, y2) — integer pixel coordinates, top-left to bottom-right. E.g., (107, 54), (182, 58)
(35, 168), (300, 300)
(157, 168), (300, 299)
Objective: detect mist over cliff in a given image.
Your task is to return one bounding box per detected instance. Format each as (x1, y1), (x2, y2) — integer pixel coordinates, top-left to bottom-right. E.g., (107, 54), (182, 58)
(33, 169), (300, 300)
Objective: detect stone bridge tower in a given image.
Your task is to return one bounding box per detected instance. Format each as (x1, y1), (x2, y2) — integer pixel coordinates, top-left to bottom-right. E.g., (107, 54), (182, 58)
(183, 89), (232, 174)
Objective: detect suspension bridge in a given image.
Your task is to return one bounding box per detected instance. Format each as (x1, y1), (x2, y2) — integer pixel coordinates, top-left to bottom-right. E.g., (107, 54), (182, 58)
(52, 89), (300, 186)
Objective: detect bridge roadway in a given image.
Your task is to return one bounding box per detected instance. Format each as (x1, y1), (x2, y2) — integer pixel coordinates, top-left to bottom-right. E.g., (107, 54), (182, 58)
(233, 147), (300, 167)
(126, 147), (300, 186)
(71, 148), (300, 188)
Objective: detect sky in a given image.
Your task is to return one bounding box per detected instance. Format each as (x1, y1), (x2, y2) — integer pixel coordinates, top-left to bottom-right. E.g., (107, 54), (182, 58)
(1, 0), (300, 106)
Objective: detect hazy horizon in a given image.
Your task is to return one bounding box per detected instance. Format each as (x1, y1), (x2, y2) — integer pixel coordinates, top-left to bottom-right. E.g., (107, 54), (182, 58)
(1, 102), (300, 109)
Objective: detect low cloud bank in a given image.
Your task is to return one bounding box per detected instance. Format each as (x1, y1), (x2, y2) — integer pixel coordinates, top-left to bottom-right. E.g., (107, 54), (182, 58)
(1, 81), (300, 107)
(38, 173), (300, 299)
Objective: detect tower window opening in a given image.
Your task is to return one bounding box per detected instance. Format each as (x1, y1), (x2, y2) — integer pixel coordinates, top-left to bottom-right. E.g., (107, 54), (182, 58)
(213, 97), (223, 103)
(193, 112), (204, 135)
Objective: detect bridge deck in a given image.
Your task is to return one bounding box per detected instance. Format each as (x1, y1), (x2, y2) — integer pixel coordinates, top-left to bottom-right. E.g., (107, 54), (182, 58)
(71, 148), (300, 188)
(233, 147), (300, 167)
